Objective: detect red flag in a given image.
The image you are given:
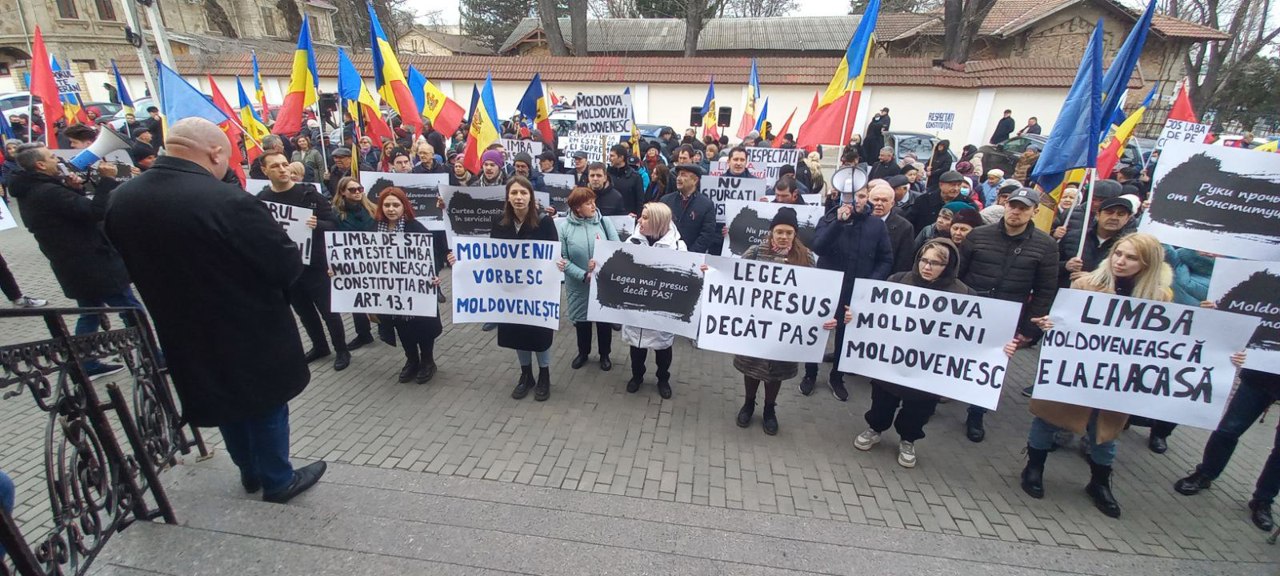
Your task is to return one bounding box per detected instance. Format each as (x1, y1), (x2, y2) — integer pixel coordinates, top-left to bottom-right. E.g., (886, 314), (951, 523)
(29, 27), (62, 149)
(771, 108), (797, 148)
(807, 91), (819, 118)
(1168, 82), (1197, 123)
(208, 76), (246, 186)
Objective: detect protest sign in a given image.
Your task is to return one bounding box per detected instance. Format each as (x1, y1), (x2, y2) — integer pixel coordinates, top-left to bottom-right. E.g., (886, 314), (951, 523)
(1156, 119), (1211, 150)
(1032, 288), (1259, 429)
(560, 133), (605, 167)
(701, 175), (770, 223)
(720, 200), (823, 257)
(605, 215), (637, 240)
(1207, 259), (1280, 375)
(544, 173), (575, 216)
(0, 198), (16, 231)
(698, 255), (843, 362)
(441, 185), (548, 239)
(326, 231), (438, 317)
(362, 172), (448, 230)
(500, 139), (544, 166)
(574, 93), (633, 136)
(924, 111), (956, 131)
(54, 70), (79, 95)
(261, 200), (314, 265)
(588, 240), (705, 338)
(451, 237), (562, 329)
(1139, 142), (1280, 260)
(838, 280), (1021, 409)
(244, 179), (321, 196)
(744, 147), (803, 166)
(710, 160), (783, 182)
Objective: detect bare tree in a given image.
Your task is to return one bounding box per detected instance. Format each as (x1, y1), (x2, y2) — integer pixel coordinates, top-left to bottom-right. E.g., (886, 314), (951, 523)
(538, 0), (571, 55)
(720, 0), (798, 17)
(592, 0), (640, 17)
(1168, 0), (1280, 116)
(940, 0), (997, 66)
(570, 0), (590, 55)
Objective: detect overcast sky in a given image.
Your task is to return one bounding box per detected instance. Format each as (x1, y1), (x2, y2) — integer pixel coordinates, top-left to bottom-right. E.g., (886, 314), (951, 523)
(425, 0), (851, 25)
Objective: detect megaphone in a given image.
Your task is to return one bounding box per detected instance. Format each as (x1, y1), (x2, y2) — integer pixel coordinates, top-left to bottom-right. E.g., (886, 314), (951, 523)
(69, 127), (132, 171)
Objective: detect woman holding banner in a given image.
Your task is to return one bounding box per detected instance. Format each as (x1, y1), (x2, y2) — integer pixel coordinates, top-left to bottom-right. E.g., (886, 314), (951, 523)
(1018, 233), (1222, 519)
(332, 176), (377, 350)
(622, 202), (684, 399)
(371, 188), (443, 384)
(491, 176), (558, 400)
(557, 187), (620, 372)
(731, 207), (840, 435)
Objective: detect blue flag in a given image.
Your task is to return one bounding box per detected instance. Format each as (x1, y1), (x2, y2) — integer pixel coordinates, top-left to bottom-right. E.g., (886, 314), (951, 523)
(1097, 0), (1155, 138)
(157, 60), (229, 125)
(1033, 21), (1104, 187)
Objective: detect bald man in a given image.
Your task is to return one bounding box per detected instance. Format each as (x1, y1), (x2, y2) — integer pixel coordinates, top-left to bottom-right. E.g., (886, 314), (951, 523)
(106, 118), (327, 504)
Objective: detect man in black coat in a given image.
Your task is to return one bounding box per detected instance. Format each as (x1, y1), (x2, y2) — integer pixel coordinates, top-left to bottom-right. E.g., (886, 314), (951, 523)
(8, 144), (137, 377)
(660, 164), (718, 254)
(105, 118), (325, 504)
(586, 162), (627, 216)
(990, 109), (1016, 144)
(907, 170), (975, 233)
(257, 150), (351, 371)
(868, 182), (915, 273)
(606, 144), (645, 214)
(867, 147), (902, 181)
(957, 187), (1059, 442)
(862, 108), (890, 162)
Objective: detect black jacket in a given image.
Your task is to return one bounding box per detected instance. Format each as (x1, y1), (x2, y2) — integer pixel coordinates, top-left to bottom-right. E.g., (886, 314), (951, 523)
(990, 116), (1015, 144)
(958, 221), (1059, 336)
(105, 156), (307, 426)
(660, 190), (718, 254)
(594, 186), (628, 216)
(607, 164), (645, 214)
(867, 160), (901, 181)
(813, 205), (894, 282)
(1058, 223), (1129, 288)
(9, 169), (131, 299)
(255, 183), (338, 268)
(491, 213), (558, 352)
(881, 212), (916, 274)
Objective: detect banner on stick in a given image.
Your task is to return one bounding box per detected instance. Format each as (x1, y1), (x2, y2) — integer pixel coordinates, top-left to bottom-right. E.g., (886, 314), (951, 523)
(574, 92), (633, 136)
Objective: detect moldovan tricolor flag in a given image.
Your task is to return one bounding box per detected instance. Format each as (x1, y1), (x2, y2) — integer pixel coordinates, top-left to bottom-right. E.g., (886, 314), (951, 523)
(29, 27), (62, 148)
(462, 74), (500, 174)
(252, 50), (270, 117)
(409, 66), (464, 140)
(236, 77), (270, 164)
(737, 59), (760, 139)
(700, 78), (719, 141)
(337, 48), (394, 146)
(1096, 82), (1157, 179)
(272, 19), (319, 135)
(368, 2), (421, 134)
(797, 0), (879, 151)
(207, 76), (246, 185)
(516, 73), (554, 146)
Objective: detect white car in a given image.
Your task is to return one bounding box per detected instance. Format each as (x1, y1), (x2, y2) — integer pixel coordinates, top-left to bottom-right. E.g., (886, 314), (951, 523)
(0, 91), (40, 119)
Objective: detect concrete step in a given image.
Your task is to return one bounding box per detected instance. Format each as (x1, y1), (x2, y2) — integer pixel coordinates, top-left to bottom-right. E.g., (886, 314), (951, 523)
(90, 455), (1274, 576)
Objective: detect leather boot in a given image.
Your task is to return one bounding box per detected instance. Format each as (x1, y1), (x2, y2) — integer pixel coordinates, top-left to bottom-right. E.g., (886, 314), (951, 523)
(762, 403), (778, 436)
(1085, 461), (1121, 518)
(534, 367), (551, 401)
(512, 366), (534, 399)
(736, 399), (755, 428)
(1020, 446), (1048, 499)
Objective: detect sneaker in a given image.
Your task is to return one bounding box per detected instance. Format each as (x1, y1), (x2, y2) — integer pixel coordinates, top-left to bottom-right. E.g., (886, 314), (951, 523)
(829, 380), (849, 402)
(12, 296), (48, 308)
(1021, 385), (1034, 397)
(853, 428), (881, 451)
(85, 363), (124, 379)
(798, 376), (816, 396)
(897, 441), (917, 468)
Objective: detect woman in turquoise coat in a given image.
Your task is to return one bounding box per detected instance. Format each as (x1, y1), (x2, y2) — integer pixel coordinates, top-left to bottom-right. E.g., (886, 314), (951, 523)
(557, 187), (620, 371)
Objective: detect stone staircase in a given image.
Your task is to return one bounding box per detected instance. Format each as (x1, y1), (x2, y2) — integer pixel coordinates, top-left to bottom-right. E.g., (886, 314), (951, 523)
(87, 453), (1271, 576)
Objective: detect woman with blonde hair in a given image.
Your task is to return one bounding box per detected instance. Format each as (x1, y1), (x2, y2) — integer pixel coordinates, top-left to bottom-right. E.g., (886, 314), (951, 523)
(622, 202), (684, 399)
(1019, 232), (1244, 519)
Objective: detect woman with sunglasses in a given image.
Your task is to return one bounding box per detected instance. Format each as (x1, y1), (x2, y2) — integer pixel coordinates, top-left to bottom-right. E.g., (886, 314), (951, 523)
(331, 176), (377, 349)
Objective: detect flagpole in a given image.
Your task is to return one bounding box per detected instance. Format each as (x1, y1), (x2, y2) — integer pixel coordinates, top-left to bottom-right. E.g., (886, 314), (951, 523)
(1074, 167), (1096, 260)
(312, 93), (329, 177)
(838, 84), (856, 148)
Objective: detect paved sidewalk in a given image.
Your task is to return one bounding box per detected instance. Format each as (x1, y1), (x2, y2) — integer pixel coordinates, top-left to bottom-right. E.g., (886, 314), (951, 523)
(1, 200), (1277, 571)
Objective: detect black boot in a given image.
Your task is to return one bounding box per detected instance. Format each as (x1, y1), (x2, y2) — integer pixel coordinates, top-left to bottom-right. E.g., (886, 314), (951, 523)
(965, 411), (985, 443)
(1249, 500), (1275, 531)
(398, 360), (419, 383)
(1174, 468), (1212, 496)
(1020, 446), (1048, 499)
(534, 367), (551, 401)
(512, 366), (534, 399)
(762, 403), (778, 435)
(736, 399), (755, 428)
(1085, 461), (1121, 518)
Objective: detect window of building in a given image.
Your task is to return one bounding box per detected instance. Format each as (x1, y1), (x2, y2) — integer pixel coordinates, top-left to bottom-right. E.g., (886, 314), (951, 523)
(73, 59), (96, 71)
(56, 0), (79, 19)
(309, 15), (320, 36)
(205, 10), (222, 35)
(95, 0), (116, 21)
(261, 8), (277, 37)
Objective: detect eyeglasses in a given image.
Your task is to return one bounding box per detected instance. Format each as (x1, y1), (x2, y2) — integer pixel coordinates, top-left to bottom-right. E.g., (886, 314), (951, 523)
(346, 186), (364, 192)
(918, 258), (947, 269)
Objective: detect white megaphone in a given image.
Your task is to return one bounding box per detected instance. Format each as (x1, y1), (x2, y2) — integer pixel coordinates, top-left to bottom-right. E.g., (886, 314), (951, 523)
(69, 127), (132, 171)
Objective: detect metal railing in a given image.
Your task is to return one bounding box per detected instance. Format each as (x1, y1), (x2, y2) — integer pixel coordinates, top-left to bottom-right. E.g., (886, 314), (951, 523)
(0, 307), (206, 576)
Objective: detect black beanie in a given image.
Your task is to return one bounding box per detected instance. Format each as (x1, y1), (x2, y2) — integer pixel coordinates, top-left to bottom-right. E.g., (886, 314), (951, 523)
(771, 206), (799, 231)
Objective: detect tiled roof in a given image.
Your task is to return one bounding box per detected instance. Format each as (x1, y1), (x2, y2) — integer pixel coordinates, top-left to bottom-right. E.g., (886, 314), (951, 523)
(912, 0), (1228, 41)
(498, 14), (939, 54)
(115, 54), (1143, 90)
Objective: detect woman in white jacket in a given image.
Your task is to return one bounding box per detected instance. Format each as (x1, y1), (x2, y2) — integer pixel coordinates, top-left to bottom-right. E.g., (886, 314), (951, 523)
(623, 202), (684, 399)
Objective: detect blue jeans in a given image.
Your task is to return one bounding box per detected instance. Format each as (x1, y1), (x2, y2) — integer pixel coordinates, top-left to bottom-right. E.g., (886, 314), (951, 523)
(0, 470), (12, 559)
(75, 289), (144, 370)
(218, 404), (295, 494)
(516, 349), (551, 368)
(1028, 414), (1117, 466)
(1196, 369), (1280, 505)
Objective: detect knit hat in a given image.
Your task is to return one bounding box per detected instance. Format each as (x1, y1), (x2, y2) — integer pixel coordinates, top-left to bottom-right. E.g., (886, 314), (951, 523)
(955, 161), (974, 174)
(513, 151), (533, 166)
(770, 206), (799, 231)
(951, 208), (983, 228)
(943, 201), (970, 214)
(987, 168), (1005, 179)
(481, 150), (504, 167)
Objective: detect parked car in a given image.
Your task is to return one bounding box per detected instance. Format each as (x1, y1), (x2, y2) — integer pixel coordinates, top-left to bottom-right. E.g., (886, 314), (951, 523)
(0, 91), (42, 119)
(83, 101), (122, 121)
(978, 134), (1143, 178)
(884, 131), (958, 166)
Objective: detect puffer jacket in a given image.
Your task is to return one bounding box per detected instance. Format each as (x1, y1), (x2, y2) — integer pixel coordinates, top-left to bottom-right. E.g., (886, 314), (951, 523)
(621, 225), (685, 350)
(557, 210), (619, 323)
(958, 220), (1059, 337)
(812, 204), (893, 282)
(1165, 246), (1213, 306)
(608, 163), (645, 215)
